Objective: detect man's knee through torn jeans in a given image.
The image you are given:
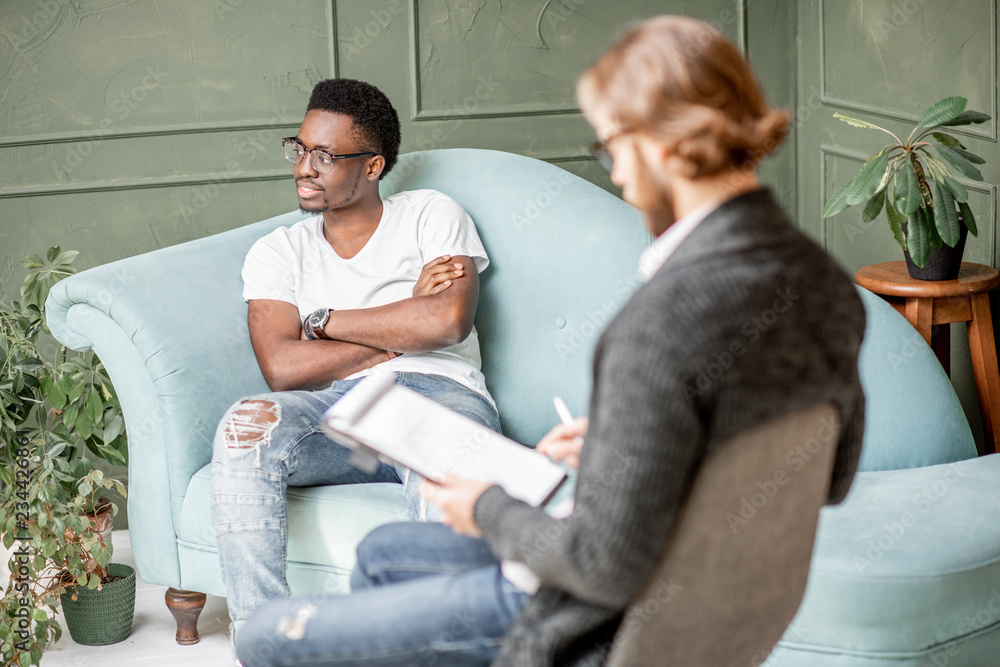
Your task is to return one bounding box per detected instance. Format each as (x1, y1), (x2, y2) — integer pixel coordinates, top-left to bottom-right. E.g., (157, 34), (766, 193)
(210, 373), (500, 622)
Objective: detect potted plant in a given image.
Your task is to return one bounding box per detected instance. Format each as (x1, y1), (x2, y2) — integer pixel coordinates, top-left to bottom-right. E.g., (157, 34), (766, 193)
(51, 472), (136, 648)
(1, 248), (130, 665)
(823, 96), (991, 280)
(1, 442), (133, 657)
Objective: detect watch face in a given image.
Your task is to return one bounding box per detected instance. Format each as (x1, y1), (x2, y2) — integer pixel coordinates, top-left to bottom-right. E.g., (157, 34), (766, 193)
(308, 310), (325, 328)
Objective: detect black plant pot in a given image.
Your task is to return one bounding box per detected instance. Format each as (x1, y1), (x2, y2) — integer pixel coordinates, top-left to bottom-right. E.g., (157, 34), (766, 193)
(902, 220), (969, 281)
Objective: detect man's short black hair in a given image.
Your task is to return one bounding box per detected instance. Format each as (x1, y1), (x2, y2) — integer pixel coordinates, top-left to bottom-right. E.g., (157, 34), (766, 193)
(306, 78), (401, 180)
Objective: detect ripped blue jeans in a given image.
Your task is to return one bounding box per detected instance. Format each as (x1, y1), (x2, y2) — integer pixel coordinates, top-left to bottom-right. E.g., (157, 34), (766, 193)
(211, 373), (500, 623)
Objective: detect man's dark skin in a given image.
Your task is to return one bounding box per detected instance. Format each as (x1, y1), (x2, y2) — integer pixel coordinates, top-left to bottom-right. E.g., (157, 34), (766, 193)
(249, 109), (476, 392)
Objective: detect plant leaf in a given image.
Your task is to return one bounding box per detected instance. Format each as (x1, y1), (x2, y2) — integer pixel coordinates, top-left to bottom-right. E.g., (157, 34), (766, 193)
(958, 201), (978, 237)
(937, 110), (991, 127)
(76, 408), (94, 441)
(103, 412), (123, 444)
(940, 144), (985, 165)
(97, 443), (127, 467)
(46, 246), (61, 263)
(47, 382), (68, 411)
(907, 208), (930, 267)
(895, 158), (920, 216)
(920, 153), (955, 183)
(928, 220), (943, 249)
(942, 175), (969, 203)
(62, 403), (79, 432)
(822, 178), (854, 218)
(846, 150), (890, 206)
(21, 254), (45, 269)
(862, 189), (885, 223)
(916, 96), (967, 130)
(68, 379), (86, 404)
(87, 386), (103, 426)
(932, 132), (967, 149)
(13, 357), (43, 372)
(936, 145), (983, 180)
(52, 250), (80, 266)
(833, 112), (894, 134)
(931, 180), (961, 247)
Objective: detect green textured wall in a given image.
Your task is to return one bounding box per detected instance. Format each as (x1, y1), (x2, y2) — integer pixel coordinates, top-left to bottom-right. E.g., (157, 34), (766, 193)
(796, 0), (998, 452)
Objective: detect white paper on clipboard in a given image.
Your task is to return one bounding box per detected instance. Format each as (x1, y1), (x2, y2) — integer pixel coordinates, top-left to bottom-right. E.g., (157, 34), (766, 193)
(321, 369), (567, 508)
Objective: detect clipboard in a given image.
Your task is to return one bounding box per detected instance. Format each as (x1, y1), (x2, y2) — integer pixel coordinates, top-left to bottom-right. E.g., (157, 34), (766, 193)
(321, 369), (568, 508)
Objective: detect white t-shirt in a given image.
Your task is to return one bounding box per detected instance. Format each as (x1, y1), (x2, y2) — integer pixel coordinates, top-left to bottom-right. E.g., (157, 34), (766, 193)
(242, 189), (494, 406)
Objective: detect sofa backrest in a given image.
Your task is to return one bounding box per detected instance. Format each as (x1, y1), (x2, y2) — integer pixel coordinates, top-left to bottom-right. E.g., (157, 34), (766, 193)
(854, 286), (977, 470)
(381, 149), (650, 446)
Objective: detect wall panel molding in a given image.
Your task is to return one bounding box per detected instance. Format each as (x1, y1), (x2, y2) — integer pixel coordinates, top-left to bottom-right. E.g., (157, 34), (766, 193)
(819, 145), (864, 251)
(0, 120), (303, 149)
(817, 0), (997, 141)
(328, 0), (340, 78)
(736, 0), (748, 58)
(0, 169), (291, 199)
(408, 0), (749, 122)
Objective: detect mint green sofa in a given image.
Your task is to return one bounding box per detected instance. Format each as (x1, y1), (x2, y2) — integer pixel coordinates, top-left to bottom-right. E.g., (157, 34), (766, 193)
(46, 149), (1000, 662)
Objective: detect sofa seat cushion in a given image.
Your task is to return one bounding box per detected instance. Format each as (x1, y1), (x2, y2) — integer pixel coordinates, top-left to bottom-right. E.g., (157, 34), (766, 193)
(767, 454), (1000, 664)
(178, 465), (408, 574)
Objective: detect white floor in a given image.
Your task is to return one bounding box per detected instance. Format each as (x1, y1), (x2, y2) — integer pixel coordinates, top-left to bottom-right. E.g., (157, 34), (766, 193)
(40, 530), (237, 666)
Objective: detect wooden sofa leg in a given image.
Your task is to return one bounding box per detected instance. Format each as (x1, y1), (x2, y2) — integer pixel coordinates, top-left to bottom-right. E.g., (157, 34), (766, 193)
(165, 588), (207, 645)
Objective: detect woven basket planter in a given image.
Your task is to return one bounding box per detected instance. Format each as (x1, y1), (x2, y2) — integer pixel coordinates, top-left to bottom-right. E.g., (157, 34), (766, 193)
(59, 563), (136, 645)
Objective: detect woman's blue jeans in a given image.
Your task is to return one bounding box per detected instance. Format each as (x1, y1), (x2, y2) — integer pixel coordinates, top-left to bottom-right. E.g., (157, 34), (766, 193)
(211, 373), (500, 623)
(236, 522), (529, 666)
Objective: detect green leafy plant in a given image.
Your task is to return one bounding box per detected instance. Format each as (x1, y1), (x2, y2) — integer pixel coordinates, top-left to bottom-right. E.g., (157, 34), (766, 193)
(0, 248), (128, 666)
(823, 96), (990, 267)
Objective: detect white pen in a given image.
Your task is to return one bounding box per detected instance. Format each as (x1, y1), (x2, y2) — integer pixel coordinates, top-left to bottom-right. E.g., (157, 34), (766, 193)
(553, 395), (574, 425)
(553, 395), (584, 444)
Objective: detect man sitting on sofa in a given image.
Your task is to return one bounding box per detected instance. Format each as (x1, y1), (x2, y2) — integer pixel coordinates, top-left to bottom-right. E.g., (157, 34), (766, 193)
(210, 77), (500, 636)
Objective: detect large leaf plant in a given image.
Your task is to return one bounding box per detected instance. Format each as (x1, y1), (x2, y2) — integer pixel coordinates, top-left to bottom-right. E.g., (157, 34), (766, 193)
(1, 248), (128, 666)
(823, 96), (990, 267)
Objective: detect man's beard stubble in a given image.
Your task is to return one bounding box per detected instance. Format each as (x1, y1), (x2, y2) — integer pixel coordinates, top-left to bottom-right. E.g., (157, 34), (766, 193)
(630, 150), (677, 237)
(297, 166), (364, 215)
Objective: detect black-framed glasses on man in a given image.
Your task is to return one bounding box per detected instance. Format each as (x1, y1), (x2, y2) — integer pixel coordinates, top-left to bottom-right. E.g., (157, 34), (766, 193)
(281, 138), (377, 174)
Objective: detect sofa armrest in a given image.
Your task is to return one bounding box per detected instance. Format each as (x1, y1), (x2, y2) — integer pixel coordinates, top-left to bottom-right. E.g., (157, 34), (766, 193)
(45, 210), (307, 586)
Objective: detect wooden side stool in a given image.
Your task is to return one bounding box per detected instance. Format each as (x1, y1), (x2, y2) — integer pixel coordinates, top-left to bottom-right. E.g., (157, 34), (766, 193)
(855, 261), (1000, 454)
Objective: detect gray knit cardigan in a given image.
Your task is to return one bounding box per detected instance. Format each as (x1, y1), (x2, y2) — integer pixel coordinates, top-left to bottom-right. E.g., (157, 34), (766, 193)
(474, 189), (867, 666)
